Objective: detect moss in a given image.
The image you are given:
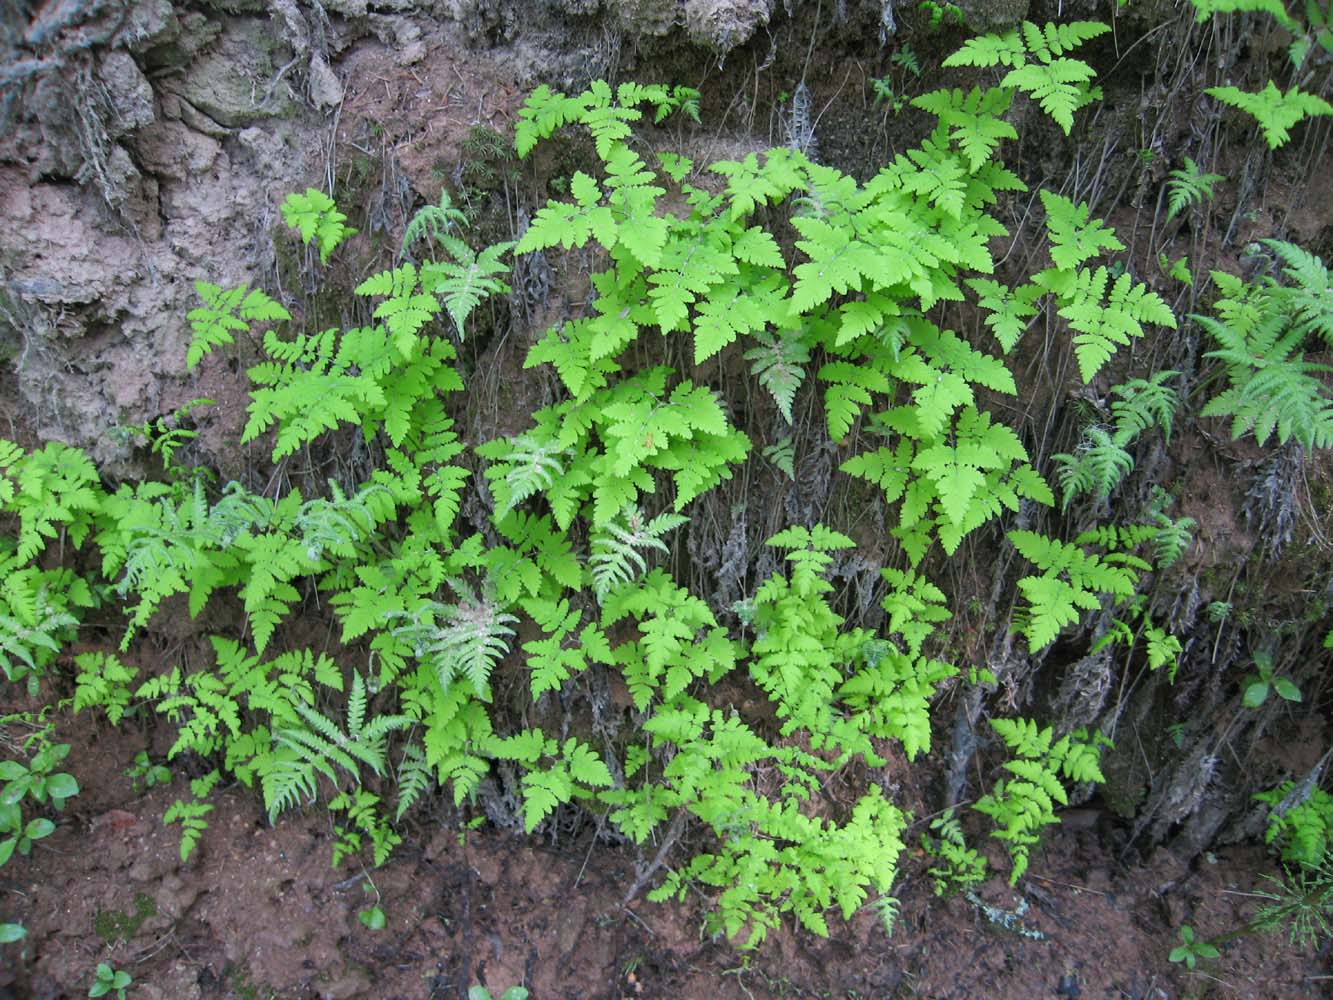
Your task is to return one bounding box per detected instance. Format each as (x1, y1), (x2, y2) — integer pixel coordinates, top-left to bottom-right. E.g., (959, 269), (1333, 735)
(93, 892), (155, 944)
(228, 963), (278, 1000)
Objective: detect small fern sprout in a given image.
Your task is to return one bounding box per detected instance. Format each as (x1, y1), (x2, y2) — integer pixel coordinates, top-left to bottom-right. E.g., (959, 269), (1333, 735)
(1146, 486), (1195, 568)
(479, 431), (569, 516)
(1111, 370), (1180, 445)
(589, 506), (688, 601)
(390, 584), (518, 697)
(401, 187), (468, 260)
(1052, 426), (1134, 509)
(1165, 157), (1224, 221)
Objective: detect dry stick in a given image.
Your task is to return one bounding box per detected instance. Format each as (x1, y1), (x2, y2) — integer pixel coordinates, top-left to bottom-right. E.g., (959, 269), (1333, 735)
(621, 809), (687, 908)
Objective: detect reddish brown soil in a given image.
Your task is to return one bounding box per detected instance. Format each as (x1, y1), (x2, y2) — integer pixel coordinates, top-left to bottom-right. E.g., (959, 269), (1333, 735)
(1, 704), (1327, 1000)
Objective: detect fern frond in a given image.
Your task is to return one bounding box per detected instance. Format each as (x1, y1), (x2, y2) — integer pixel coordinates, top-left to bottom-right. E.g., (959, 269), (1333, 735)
(390, 590), (518, 698)
(186, 283), (291, 370)
(1166, 157), (1224, 221)
(1208, 81), (1333, 149)
(741, 329), (810, 424)
(589, 507), (688, 601)
(420, 238), (514, 337)
(401, 187), (468, 258)
(1111, 370), (1180, 445)
(1051, 426), (1134, 509)
(1001, 58), (1099, 135)
(1266, 239), (1333, 346)
(966, 278), (1041, 353)
(281, 188), (356, 263)
(1040, 191), (1125, 270)
(911, 87), (1018, 172)
(1189, 0), (1297, 27)
(478, 429), (570, 516)
(1197, 273), (1333, 449)
(942, 28), (1028, 68)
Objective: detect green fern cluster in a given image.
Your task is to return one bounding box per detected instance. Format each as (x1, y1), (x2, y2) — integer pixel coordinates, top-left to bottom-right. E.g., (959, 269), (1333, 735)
(941, 20), (1109, 133)
(1198, 241), (1333, 449)
(975, 720), (1110, 882)
(5, 23), (1305, 948)
(1190, 0), (1333, 146)
(1256, 782), (1333, 869)
(1052, 370), (1180, 508)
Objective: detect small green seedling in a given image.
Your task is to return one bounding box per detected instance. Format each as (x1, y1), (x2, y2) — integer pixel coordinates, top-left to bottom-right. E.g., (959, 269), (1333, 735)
(0, 922), (25, 943)
(89, 962), (132, 999)
(1168, 924), (1219, 970)
(468, 987), (528, 1000)
(358, 905), (386, 930)
(124, 752), (171, 793)
(1243, 649), (1301, 708)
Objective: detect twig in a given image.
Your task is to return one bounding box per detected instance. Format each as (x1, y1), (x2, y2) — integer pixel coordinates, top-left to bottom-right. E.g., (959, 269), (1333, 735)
(621, 809), (687, 907)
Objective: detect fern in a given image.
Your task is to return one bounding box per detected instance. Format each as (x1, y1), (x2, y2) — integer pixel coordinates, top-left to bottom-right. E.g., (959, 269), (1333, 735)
(975, 721), (1109, 882)
(1189, 0), (1297, 27)
(912, 87), (1019, 172)
(394, 742), (434, 822)
(879, 567), (951, 657)
(0, 569), (87, 692)
(186, 283), (290, 370)
(967, 278), (1041, 352)
(1267, 239), (1333, 348)
(267, 672), (411, 823)
(491, 731), (613, 832)
(1111, 370), (1180, 445)
(401, 186), (467, 259)
(389, 583), (518, 698)
(163, 770), (219, 862)
(1055, 365), (1182, 512)
(329, 789), (391, 867)
(243, 328), (386, 458)
(519, 597), (610, 698)
(420, 236), (514, 337)
(71, 652), (138, 725)
(1165, 157), (1224, 221)
(0, 440), (104, 564)
(589, 507), (688, 601)
(1208, 82), (1333, 149)
(1051, 426), (1133, 509)
(1009, 528), (1152, 650)
(281, 188), (356, 263)
(1256, 782), (1333, 868)
(1197, 261), (1333, 449)
(942, 21), (1110, 134)
(1040, 191), (1125, 270)
(602, 569), (731, 711)
(1146, 487), (1196, 569)
(1036, 257), (1177, 383)
(746, 330), (812, 425)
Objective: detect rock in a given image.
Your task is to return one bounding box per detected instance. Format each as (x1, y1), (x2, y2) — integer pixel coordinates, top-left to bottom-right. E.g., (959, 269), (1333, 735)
(683, 0), (773, 53)
(98, 51), (156, 131)
(320, 968), (371, 1000)
(152, 873), (202, 923)
(135, 120), (223, 181)
(397, 40), (427, 66)
(613, 0), (679, 36)
(112, 0), (180, 54)
(954, 0), (1030, 34)
(177, 20), (292, 128)
(127, 844), (179, 884)
(141, 11), (222, 75)
(308, 54), (344, 108)
(322, 0), (369, 16)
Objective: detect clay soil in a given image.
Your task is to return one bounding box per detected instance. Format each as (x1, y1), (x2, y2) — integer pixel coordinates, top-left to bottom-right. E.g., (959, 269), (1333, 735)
(1, 695), (1327, 1000)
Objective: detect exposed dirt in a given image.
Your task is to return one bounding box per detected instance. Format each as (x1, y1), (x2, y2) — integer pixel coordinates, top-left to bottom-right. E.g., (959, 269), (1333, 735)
(1, 696), (1327, 1000)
